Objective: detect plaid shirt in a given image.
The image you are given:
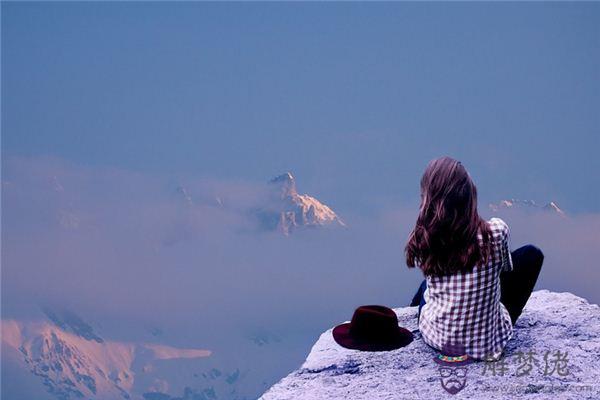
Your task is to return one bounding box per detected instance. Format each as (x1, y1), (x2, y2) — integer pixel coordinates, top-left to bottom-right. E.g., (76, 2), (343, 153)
(418, 217), (514, 361)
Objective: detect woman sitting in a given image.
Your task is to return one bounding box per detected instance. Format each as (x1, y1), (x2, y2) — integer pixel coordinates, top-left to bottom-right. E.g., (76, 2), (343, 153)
(407, 156), (544, 361)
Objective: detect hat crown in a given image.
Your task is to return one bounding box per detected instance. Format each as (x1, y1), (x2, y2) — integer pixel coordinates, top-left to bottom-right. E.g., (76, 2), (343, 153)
(348, 305), (399, 342)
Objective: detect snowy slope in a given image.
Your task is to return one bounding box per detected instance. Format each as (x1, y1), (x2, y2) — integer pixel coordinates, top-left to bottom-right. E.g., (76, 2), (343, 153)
(0, 315), (226, 400)
(1, 310), (297, 400)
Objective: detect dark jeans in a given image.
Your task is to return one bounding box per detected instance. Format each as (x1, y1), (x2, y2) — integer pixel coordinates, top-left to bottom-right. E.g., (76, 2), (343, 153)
(409, 244), (544, 326)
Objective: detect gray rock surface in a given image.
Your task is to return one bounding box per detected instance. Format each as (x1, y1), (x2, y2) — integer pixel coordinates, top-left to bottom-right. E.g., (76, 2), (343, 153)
(260, 290), (600, 399)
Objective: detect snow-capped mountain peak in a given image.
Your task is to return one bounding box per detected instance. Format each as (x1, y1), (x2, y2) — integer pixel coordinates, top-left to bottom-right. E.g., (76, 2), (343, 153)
(257, 172), (346, 235)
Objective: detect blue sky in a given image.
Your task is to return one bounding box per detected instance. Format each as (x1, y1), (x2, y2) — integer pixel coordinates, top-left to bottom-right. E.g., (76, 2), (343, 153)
(2, 2), (599, 213)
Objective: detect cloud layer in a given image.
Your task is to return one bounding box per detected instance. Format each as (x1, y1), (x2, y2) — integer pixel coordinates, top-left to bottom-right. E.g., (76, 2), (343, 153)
(2, 155), (599, 395)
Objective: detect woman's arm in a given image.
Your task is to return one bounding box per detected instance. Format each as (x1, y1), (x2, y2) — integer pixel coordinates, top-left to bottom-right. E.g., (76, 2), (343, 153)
(499, 219), (513, 272)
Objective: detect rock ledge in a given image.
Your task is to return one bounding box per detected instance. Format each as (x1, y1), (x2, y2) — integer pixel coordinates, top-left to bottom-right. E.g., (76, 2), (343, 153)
(260, 290), (600, 399)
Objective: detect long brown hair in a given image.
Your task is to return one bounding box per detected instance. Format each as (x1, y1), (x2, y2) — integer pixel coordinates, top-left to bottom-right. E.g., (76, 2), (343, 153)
(405, 156), (493, 276)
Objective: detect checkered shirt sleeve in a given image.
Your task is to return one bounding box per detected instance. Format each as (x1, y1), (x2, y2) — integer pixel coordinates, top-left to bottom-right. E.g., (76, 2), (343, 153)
(497, 218), (513, 272)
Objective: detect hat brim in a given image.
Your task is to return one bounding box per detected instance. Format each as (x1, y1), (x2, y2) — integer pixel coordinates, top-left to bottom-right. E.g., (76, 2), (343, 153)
(433, 355), (474, 366)
(332, 323), (413, 352)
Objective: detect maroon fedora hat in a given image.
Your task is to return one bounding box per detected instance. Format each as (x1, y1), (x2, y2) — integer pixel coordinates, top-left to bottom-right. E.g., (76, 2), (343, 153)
(332, 305), (413, 351)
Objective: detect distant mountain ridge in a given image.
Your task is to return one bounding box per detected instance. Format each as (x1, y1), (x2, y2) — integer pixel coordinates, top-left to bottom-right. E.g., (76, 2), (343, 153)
(172, 172), (346, 236)
(488, 199), (566, 216)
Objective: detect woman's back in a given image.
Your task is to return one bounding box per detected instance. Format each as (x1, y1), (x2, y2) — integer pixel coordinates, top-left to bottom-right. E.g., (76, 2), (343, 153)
(418, 217), (513, 360)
